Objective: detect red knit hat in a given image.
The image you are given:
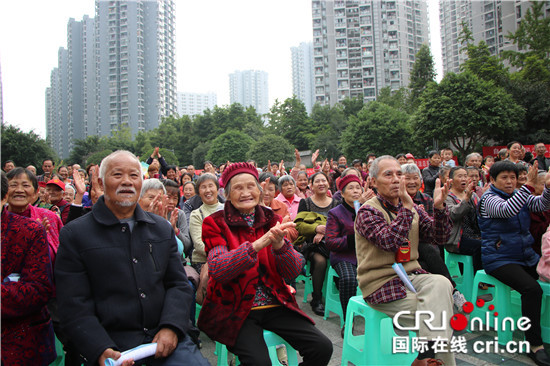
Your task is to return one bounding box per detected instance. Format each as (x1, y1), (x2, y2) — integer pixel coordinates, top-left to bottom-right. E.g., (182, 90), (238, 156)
(221, 162), (259, 188)
(338, 174), (361, 192)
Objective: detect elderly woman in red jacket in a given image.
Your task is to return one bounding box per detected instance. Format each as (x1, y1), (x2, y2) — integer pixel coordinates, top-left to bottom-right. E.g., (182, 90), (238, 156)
(198, 162), (332, 366)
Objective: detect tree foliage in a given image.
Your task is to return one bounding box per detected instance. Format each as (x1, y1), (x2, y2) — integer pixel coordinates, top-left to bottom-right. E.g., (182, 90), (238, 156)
(246, 134), (294, 167)
(502, 1), (550, 80)
(268, 97), (313, 150)
(340, 102), (413, 159)
(377, 87), (412, 113)
(409, 44), (436, 107)
(309, 103), (347, 159)
(1, 124), (57, 168)
(205, 130), (254, 166)
(340, 94), (364, 119)
(412, 72), (524, 157)
(86, 149), (114, 166)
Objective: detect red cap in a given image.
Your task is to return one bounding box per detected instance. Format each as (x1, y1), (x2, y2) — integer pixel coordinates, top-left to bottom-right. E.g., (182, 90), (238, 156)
(46, 178), (65, 191)
(221, 162), (258, 188)
(405, 153), (415, 159)
(338, 174), (362, 192)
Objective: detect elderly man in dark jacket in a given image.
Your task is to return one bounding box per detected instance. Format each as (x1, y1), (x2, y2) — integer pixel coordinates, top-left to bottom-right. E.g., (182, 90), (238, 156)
(55, 150), (208, 366)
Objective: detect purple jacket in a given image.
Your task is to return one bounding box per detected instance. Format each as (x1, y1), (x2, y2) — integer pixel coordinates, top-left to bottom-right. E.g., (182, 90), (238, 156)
(326, 202), (357, 266)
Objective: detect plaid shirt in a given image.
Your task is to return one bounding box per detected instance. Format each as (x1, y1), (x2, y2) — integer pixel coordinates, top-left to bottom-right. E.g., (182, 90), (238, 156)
(356, 194), (452, 304)
(413, 191), (434, 217)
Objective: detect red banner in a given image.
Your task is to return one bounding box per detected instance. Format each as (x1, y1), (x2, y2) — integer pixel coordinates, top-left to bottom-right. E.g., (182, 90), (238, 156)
(482, 145), (550, 158)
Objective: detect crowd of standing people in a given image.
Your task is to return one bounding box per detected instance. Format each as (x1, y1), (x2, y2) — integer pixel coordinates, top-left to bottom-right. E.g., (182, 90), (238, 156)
(2, 141), (550, 366)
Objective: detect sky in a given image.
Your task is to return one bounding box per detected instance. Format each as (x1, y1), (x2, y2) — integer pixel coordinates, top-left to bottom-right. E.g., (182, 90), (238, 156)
(0, 0), (442, 140)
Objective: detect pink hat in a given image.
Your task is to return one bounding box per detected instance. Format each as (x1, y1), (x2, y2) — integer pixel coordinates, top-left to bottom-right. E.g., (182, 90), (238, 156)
(221, 162), (259, 188)
(46, 178), (65, 191)
(337, 174), (361, 192)
(405, 153), (415, 159)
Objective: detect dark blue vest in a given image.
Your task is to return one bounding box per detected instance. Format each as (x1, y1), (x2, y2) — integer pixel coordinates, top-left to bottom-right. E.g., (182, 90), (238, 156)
(477, 186), (539, 273)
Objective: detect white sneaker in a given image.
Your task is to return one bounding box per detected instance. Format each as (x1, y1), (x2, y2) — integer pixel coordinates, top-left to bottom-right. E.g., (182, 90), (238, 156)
(452, 290), (467, 312)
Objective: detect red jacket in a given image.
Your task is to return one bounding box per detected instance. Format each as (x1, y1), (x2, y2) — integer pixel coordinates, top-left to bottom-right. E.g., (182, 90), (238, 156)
(197, 202), (313, 346)
(1, 210), (56, 365)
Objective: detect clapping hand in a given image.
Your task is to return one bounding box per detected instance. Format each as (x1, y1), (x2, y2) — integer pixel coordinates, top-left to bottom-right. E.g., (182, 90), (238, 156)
(433, 178), (450, 210)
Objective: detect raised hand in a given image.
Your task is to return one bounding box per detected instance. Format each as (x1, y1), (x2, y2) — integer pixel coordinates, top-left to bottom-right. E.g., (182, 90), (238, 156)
(433, 178), (450, 210)
(89, 165), (104, 205)
(464, 179), (475, 201)
(169, 208), (179, 231)
(311, 149), (320, 166)
(294, 148), (301, 166)
(526, 160), (539, 187)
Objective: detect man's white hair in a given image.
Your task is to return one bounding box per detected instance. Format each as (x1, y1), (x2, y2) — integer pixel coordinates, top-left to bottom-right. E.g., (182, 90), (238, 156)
(369, 155), (398, 179)
(99, 150), (142, 181)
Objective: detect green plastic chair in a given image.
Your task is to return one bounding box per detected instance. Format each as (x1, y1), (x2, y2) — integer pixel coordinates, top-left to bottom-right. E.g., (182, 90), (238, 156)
(341, 296), (417, 366)
(539, 280), (550, 344)
(470, 270), (520, 345)
(445, 251), (476, 302)
(296, 262), (313, 303)
(216, 330), (299, 366)
(323, 266), (344, 327)
(49, 336), (65, 366)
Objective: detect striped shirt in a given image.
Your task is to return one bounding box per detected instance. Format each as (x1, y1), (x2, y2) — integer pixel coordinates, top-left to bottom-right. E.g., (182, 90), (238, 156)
(479, 184), (550, 219)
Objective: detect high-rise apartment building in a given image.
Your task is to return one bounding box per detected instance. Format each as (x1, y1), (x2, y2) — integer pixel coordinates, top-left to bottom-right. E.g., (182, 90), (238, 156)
(177, 92), (217, 116)
(0, 61), (3, 126)
(312, 0), (429, 106)
(46, 0), (176, 158)
(291, 42), (315, 114)
(46, 49), (70, 159)
(229, 70), (269, 115)
(95, 0), (176, 137)
(440, 0), (550, 75)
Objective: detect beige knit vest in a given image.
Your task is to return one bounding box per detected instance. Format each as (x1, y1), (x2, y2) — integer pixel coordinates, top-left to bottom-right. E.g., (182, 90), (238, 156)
(356, 197), (420, 299)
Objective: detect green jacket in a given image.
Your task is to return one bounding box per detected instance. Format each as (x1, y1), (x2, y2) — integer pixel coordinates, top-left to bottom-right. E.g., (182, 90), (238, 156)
(293, 211), (327, 246)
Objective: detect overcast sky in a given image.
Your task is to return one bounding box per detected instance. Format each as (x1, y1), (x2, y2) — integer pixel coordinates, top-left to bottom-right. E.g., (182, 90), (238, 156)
(0, 0), (442, 139)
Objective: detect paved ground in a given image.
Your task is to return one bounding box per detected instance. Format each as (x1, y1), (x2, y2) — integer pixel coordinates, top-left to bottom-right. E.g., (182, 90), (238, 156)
(196, 281), (548, 366)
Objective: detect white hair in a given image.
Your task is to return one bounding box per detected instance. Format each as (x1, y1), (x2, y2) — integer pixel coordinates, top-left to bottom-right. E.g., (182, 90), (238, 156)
(140, 178), (166, 198)
(99, 150), (142, 181)
(369, 155), (398, 179)
(401, 163), (422, 180)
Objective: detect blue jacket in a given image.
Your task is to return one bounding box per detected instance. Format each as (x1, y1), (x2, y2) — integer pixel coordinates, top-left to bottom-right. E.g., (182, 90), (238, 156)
(478, 186), (539, 273)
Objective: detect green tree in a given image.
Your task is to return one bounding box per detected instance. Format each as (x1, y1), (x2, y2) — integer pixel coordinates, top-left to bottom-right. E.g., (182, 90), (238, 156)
(412, 72), (524, 158)
(502, 77), (550, 142)
(377, 87), (412, 113)
(68, 135), (106, 165)
(1, 124), (57, 167)
(458, 23), (510, 86)
(205, 130), (254, 166)
(310, 103), (347, 159)
(340, 102), (413, 159)
(339, 94), (364, 118)
(502, 1), (550, 81)
(192, 142), (211, 168)
(150, 115), (195, 164)
(409, 44), (436, 107)
(107, 126), (135, 152)
(247, 134), (294, 167)
(268, 97), (313, 150)
(86, 149), (114, 166)
(134, 131), (154, 158)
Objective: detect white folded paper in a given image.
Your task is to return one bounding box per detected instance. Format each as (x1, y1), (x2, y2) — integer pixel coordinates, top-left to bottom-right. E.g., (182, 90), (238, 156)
(105, 343), (158, 366)
(392, 262), (417, 293)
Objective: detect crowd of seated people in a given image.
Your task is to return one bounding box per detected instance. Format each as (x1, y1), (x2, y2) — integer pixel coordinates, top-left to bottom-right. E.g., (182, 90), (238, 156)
(2, 141), (550, 366)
